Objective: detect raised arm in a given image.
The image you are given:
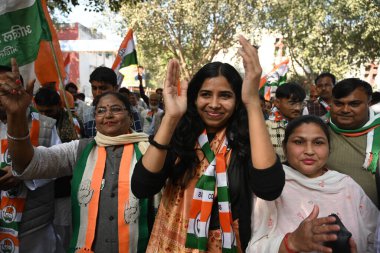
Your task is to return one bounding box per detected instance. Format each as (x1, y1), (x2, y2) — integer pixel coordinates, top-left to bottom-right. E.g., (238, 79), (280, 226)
(138, 74), (150, 106)
(0, 58), (35, 173)
(238, 35), (277, 169)
(141, 59), (188, 173)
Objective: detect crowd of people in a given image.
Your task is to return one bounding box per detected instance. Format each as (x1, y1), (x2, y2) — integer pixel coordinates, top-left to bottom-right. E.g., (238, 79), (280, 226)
(0, 34), (379, 253)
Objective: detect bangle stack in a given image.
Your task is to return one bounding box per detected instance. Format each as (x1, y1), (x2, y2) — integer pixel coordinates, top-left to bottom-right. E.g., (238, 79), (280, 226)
(284, 233), (298, 253)
(148, 135), (171, 150)
(7, 132), (30, 141)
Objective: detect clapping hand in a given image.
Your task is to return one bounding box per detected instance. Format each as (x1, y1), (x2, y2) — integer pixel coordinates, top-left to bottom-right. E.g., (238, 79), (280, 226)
(237, 35), (262, 107)
(0, 58), (34, 116)
(162, 59), (188, 120)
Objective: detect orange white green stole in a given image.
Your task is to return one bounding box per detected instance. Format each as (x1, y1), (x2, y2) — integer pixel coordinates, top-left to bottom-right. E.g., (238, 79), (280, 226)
(318, 97), (331, 112)
(0, 117), (40, 253)
(69, 140), (149, 253)
(329, 109), (380, 173)
(185, 129), (237, 252)
(269, 107), (288, 126)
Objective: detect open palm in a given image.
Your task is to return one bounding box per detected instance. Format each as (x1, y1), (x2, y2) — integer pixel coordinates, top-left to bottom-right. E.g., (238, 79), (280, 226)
(163, 59), (188, 119)
(237, 36), (262, 106)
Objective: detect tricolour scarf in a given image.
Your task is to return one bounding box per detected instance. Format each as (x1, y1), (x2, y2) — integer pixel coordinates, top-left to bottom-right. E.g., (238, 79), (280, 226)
(69, 131), (149, 253)
(0, 116), (40, 253)
(269, 107), (288, 126)
(185, 129), (237, 252)
(318, 97), (331, 112)
(329, 109), (380, 173)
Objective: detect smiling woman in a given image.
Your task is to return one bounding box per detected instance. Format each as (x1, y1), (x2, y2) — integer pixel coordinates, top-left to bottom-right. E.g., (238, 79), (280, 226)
(195, 76), (236, 133)
(132, 35), (285, 252)
(93, 92), (132, 137)
(0, 59), (152, 253)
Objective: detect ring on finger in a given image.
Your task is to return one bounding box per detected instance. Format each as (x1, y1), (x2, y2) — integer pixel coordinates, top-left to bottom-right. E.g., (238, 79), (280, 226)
(15, 79), (22, 85)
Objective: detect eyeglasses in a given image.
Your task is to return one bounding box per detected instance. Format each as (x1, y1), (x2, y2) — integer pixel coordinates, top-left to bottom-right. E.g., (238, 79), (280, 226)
(95, 106), (127, 116)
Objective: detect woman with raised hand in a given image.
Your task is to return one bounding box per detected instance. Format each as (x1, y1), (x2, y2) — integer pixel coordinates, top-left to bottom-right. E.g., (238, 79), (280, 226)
(131, 35), (285, 252)
(247, 115), (377, 253)
(0, 59), (153, 253)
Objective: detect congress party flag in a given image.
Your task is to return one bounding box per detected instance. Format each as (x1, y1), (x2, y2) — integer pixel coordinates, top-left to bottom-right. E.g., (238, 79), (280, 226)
(0, 0), (65, 89)
(259, 59), (289, 100)
(112, 29), (138, 85)
(0, 1), (51, 66)
(0, 0), (75, 136)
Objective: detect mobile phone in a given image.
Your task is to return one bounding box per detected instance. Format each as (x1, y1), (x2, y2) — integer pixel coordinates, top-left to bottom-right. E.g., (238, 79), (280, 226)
(0, 169), (7, 177)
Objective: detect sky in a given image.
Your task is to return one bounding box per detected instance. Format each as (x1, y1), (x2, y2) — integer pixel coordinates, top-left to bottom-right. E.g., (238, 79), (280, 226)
(55, 1), (124, 41)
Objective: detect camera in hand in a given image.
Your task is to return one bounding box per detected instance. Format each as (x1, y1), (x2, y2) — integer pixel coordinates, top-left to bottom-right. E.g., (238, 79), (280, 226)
(324, 213), (352, 253)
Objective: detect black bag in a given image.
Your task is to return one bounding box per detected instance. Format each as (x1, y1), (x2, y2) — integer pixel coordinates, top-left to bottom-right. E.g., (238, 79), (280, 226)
(324, 213), (352, 253)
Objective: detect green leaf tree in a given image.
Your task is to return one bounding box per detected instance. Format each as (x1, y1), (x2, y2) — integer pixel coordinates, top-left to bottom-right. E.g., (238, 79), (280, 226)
(255, 0), (380, 80)
(120, 0), (257, 83)
(47, 0), (143, 13)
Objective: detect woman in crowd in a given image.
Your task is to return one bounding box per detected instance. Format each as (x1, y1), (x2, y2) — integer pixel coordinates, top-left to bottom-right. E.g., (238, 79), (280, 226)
(131, 35), (285, 252)
(0, 61), (151, 253)
(247, 115), (378, 253)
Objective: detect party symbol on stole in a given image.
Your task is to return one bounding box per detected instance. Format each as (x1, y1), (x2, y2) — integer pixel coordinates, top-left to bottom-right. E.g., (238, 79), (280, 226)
(0, 238), (15, 253)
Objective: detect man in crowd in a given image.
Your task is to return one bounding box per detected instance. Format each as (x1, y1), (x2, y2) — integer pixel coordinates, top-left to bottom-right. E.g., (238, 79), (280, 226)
(306, 72), (336, 120)
(140, 93), (163, 135)
(34, 87), (82, 143)
(328, 78), (380, 208)
(155, 87), (164, 109)
(308, 84), (318, 103)
(128, 92), (144, 120)
(118, 87), (144, 127)
(82, 66), (142, 137)
(266, 83), (306, 162)
(65, 82), (86, 122)
(43, 81), (75, 112)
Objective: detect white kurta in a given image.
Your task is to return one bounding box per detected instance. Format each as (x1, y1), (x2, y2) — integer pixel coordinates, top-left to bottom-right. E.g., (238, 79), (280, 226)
(247, 165), (379, 253)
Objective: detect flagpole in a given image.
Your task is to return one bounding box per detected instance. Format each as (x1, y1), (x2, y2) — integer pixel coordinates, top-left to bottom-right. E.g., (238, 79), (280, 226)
(48, 41), (78, 139)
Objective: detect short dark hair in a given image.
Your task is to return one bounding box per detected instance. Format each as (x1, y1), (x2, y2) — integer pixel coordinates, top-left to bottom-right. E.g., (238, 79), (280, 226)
(34, 88), (61, 106)
(65, 82), (78, 92)
(275, 82), (306, 102)
(92, 92), (132, 115)
(315, 72), (336, 86)
(89, 66), (117, 86)
(118, 87), (131, 95)
(332, 78), (372, 100)
(283, 115), (330, 149)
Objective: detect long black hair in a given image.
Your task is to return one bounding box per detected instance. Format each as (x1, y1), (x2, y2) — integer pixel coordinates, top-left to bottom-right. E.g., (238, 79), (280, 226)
(170, 62), (250, 187)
